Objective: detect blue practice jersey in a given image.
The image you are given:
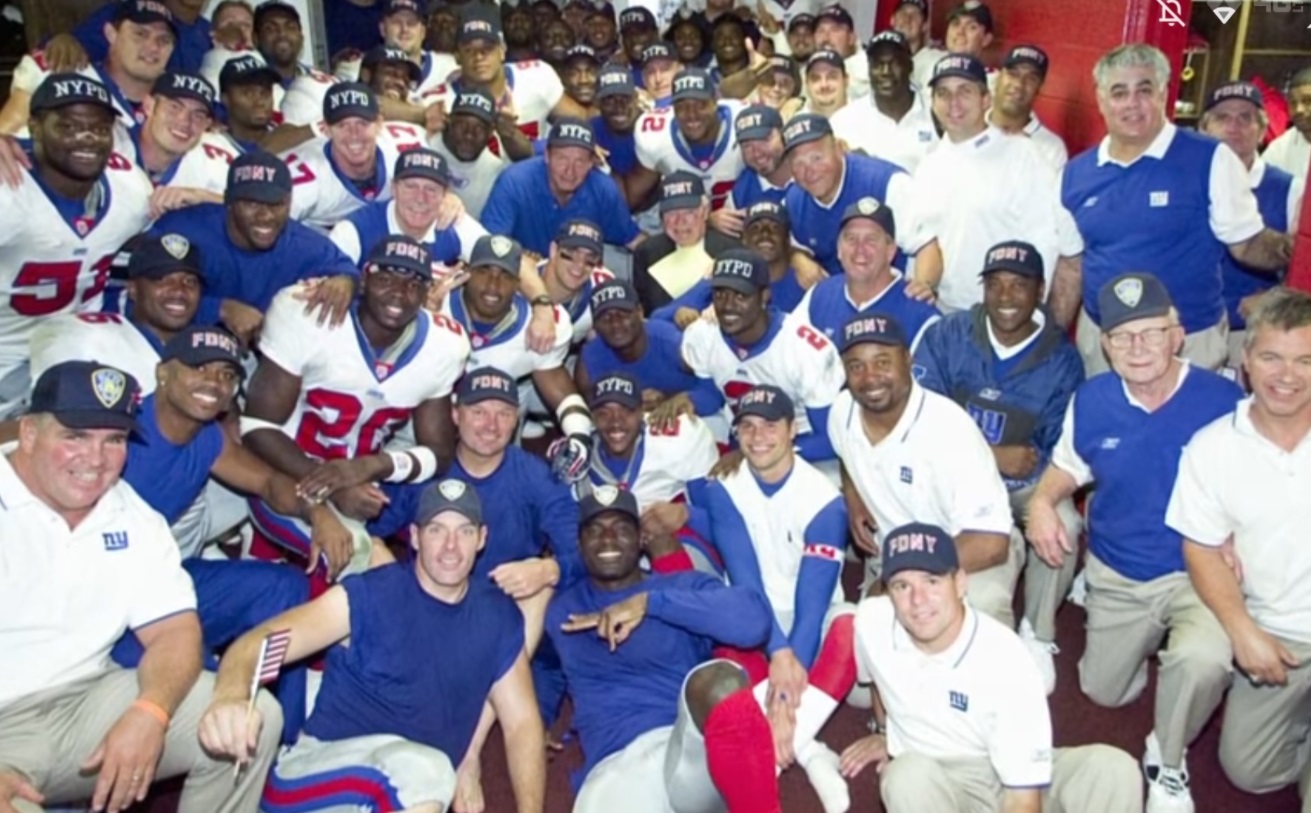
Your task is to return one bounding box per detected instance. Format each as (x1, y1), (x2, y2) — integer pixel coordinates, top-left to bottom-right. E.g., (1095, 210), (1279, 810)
(579, 319), (725, 416)
(123, 394), (224, 526)
(798, 273), (940, 349)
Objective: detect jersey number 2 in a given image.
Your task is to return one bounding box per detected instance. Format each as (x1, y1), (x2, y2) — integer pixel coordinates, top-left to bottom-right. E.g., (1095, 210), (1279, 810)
(296, 389), (411, 459)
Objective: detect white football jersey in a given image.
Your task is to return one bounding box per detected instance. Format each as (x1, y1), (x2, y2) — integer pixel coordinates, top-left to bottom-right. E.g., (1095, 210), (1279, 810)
(30, 312), (162, 395)
(428, 136), (507, 219)
(115, 129), (237, 194)
(585, 413), (718, 510)
(681, 315), (844, 435)
(11, 55), (142, 134)
(277, 70), (341, 126)
(284, 121), (428, 230)
(634, 100), (745, 210)
(421, 60), (564, 143)
(0, 155), (152, 413)
(259, 284), (470, 460)
(439, 292), (571, 384)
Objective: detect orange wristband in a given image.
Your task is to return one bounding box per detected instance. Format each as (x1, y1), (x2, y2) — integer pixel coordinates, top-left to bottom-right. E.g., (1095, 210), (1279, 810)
(131, 699), (170, 728)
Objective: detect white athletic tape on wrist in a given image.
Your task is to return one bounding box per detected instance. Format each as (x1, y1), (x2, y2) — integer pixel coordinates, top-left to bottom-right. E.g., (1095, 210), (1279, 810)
(385, 450), (415, 483)
(239, 416), (282, 437)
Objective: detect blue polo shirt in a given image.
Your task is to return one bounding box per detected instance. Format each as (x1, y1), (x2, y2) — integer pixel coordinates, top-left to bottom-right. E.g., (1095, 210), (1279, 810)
(341, 201), (465, 268)
(800, 273), (940, 348)
(730, 169), (790, 210)
(786, 153), (908, 277)
(480, 158), (641, 256)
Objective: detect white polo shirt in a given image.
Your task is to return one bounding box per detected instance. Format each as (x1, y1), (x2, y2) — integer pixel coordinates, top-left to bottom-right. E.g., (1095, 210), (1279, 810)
(1166, 398), (1311, 645)
(827, 383), (1012, 544)
(986, 111), (1068, 171)
(831, 91), (939, 174)
(855, 595), (1053, 787)
(914, 127), (1084, 312)
(0, 446), (195, 710)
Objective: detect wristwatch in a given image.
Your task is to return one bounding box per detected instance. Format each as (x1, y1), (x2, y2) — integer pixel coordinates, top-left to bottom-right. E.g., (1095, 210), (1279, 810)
(530, 295), (554, 309)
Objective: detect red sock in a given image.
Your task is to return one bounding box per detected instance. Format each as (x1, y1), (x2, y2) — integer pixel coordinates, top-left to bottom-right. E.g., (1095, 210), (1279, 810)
(711, 646), (770, 685)
(651, 548), (695, 574)
(704, 688), (781, 813)
(808, 613), (857, 699)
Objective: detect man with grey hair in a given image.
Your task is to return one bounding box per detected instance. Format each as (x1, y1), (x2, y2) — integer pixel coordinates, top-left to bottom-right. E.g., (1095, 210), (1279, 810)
(1198, 82), (1304, 368)
(1168, 286), (1311, 807)
(1053, 43), (1295, 376)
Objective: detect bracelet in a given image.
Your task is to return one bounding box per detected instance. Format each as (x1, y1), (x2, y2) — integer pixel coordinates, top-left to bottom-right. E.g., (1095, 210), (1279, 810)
(132, 699), (171, 728)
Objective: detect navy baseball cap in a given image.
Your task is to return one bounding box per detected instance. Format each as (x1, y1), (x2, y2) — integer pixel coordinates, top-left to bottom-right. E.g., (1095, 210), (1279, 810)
(415, 479), (483, 526)
(640, 42), (677, 67)
(590, 371), (641, 410)
(840, 312), (908, 353)
(113, 0), (176, 32)
(806, 48), (846, 74)
(219, 55), (280, 92)
(744, 200), (789, 229)
(787, 13), (816, 33)
(29, 361), (141, 432)
(160, 326), (244, 374)
(457, 366), (519, 406)
(947, 0), (994, 32)
(225, 150), (292, 204)
(1205, 81), (1264, 113)
(931, 53), (988, 87)
(765, 54), (799, 80)
(564, 44), (602, 65)
(980, 240), (1043, 281)
(839, 196), (896, 240)
(323, 82), (379, 124)
(867, 30), (911, 57)
(1004, 45), (1049, 76)
(659, 171), (705, 214)
(128, 233), (204, 281)
(733, 384), (794, 424)
(1098, 272), (1175, 331)
(585, 1), (617, 22)
(395, 147), (451, 187)
(711, 248), (770, 295)
(362, 45), (422, 82)
(382, 0), (424, 18)
(451, 88), (496, 123)
(151, 71), (216, 113)
(619, 7), (656, 30)
(30, 73), (115, 115)
(816, 3), (854, 29)
(458, 13), (502, 46)
(254, 0), (300, 25)
(556, 219), (603, 255)
(735, 104), (782, 142)
(897, 0), (930, 13)
(366, 234), (433, 279)
(469, 235), (523, 276)
(597, 65), (636, 99)
(579, 484), (640, 525)
(882, 522), (960, 582)
(782, 113), (832, 153)
(671, 68), (715, 102)
(590, 279), (640, 316)
(548, 117), (596, 151)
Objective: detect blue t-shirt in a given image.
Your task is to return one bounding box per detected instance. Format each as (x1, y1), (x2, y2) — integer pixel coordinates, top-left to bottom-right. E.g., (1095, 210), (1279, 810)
(123, 394), (225, 526)
(342, 201), (465, 267)
(323, 0), (383, 57)
(786, 153), (907, 277)
(480, 158), (640, 256)
(802, 274), (941, 348)
(72, 4), (212, 73)
(579, 319), (724, 416)
(592, 117), (639, 177)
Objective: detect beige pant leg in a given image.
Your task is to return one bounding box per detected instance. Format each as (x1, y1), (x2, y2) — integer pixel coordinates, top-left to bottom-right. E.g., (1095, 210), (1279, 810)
(1218, 636), (1311, 796)
(1013, 487), (1081, 642)
(879, 753), (999, 813)
(1154, 579), (1233, 767)
(1045, 745), (1143, 813)
(1180, 318), (1229, 372)
(1076, 309), (1109, 378)
(1077, 555), (1170, 709)
(966, 530), (1024, 630)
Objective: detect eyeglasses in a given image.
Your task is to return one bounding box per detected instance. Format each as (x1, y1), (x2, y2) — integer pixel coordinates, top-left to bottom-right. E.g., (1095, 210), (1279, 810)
(1105, 325), (1176, 350)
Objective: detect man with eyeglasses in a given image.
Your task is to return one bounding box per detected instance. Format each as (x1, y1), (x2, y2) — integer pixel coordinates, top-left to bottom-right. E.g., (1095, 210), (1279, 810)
(1026, 272), (1243, 813)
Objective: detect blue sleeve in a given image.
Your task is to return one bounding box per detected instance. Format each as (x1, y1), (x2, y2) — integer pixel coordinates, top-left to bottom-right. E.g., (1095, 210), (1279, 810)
(696, 480), (789, 655)
(911, 320), (950, 395)
(789, 497), (847, 667)
(687, 376), (726, 416)
(595, 175), (641, 245)
(479, 173), (518, 236)
(795, 406), (835, 461)
(650, 281), (712, 323)
(194, 295), (223, 327)
(646, 574), (773, 648)
(300, 232), (361, 281)
(531, 460), (586, 587)
(491, 594), (528, 682)
(70, 8), (112, 63)
(731, 173), (752, 210)
(1033, 349), (1085, 461)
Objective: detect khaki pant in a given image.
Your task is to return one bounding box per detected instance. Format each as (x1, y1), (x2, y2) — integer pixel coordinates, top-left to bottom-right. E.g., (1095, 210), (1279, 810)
(879, 745), (1143, 813)
(1078, 554), (1232, 767)
(1219, 635), (1311, 802)
(1012, 486), (1082, 643)
(0, 669), (281, 813)
(1076, 308), (1229, 377)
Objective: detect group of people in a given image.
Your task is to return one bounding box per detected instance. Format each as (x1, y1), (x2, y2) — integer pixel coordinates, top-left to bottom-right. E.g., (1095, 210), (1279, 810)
(1, 0), (1310, 812)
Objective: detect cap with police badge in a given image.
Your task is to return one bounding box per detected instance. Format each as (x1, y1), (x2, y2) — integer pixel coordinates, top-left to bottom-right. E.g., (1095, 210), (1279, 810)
(590, 279), (639, 317)
(395, 147), (450, 187)
(579, 484), (640, 525)
(619, 6), (656, 30)
(456, 365), (519, 406)
(589, 371), (641, 410)
(882, 522), (960, 583)
(548, 117), (596, 151)
(556, 219), (603, 255)
(129, 233), (204, 281)
(1205, 81), (1264, 114)
(787, 13), (816, 33)
(866, 30), (911, 57)
(160, 325), (244, 375)
(640, 42), (677, 68)
(31, 73), (115, 115)
(225, 150), (293, 204)
(459, 12), (502, 46)
(805, 49), (846, 74)
(362, 45), (422, 83)
(659, 171), (706, 214)
(671, 68), (715, 103)
(782, 112), (833, 153)
(415, 478), (484, 527)
(1097, 272), (1174, 332)
(733, 384), (794, 424)
(323, 82), (379, 125)
(1003, 45), (1049, 77)
(735, 104), (782, 143)
(29, 361), (141, 432)
(840, 196), (896, 240)
(816, 3), (854, 29)
(931, 53), (987, 87)
(947, 0), (994, 33)
(744, 200), (789, 229)
(980, 240), (1043, 281)
(839, 311), (908, 353)
(253, 0), (300, 26)
(597, 65), (636, 99)
(450, 88), (497, 124)
(711, 248), (770, 295)
(151, 71), (217, 114)
(113, 0), (176, 32)
(564, 44), (602, 65)
(469, 235), (523, 276)
(219, 55), (281, 93)
(366, 234), (433, 279)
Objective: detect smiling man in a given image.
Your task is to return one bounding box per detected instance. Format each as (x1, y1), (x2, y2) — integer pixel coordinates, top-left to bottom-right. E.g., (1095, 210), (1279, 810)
(1264, 68), (1311, 181)
(831, 31), (939, 175)
(427, 88), (508, 220)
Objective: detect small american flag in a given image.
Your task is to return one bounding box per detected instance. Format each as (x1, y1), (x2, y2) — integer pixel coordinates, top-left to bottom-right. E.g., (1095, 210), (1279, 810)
(250, 629), (292, 692)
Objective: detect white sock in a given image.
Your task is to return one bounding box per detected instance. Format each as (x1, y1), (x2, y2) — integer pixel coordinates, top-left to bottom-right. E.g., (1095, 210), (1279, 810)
(799, 742), (850, 813)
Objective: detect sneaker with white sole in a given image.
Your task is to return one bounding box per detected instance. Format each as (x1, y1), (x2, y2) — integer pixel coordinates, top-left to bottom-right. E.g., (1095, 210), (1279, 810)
(1143, 731), (1194, 813)
(1018, 618), (1058, 695)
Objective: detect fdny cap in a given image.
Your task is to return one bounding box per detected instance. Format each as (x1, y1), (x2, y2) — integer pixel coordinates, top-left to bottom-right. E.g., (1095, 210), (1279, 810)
(839, 312), (908, 352)
(151, 71), (217, 113)
(710, 248), (770, 295)
(980, 240), (1043, 281)
(219, 55), (281, 92)
(457, 366), (519, 406)
(806, 48), (846, 74)
(362, 45), (422, 82)
(781, 112), (832, 153)
(395, 147), (451, 187)
(366, 234), (433, 279)
(323, 81), (379, 124)
(225, 150), (293, 204)
(672, 68), (715, 102)
(947, 0), (994, 32)
(556, 219), (603, 255)
(29, 361), (141, 432)
(590, 279), (640, 316)
(1004, 44), (1049, 76)
(548, 117), (596, 150)
(415, 478), (484, 526)
(160, 325), (244, 374)
(931, 53), (988, 87)
(31, 73), (115, 115)
(659, 170), (706, 214)
(469, 235), (523, 276)
(744, 200), (789, 229)
(882, 522), (960, 581)
(735, 104), (782, 142)
(458, 12), (502, 46)
(129, 233), (204, 281)
(113, 0), (176, 32)
(1205, 81), (1264, 113)
(733, 384), (794, 424)
(839, 196), (896, 240)
(1098, 272), (1175, 332)
(450, 88), (496, 123)
(579, 484), (640, 525)
(597, 65), (636, 99)
(589, 371), (641, 410)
